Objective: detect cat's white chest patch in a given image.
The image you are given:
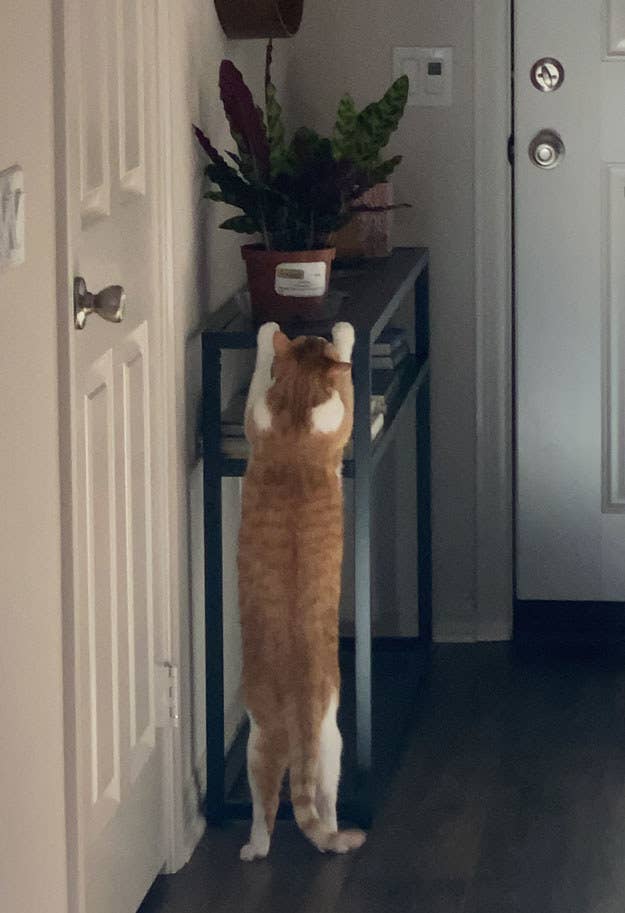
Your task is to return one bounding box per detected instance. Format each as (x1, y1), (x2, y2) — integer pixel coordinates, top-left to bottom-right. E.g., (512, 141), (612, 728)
(252, 395), (272, 431)
(311, 390), (344, 433)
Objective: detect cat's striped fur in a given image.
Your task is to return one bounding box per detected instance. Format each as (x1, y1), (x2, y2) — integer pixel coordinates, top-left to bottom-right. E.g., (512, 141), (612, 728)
(237, 321), (366, 861)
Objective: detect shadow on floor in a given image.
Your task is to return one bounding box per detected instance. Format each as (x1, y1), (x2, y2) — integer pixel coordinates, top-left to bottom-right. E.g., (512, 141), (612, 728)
(140, 643), (625, 913)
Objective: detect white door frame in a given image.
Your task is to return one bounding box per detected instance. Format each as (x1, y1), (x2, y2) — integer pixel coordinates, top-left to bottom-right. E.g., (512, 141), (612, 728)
(473, 0), (514, 640)
(54, 1), (188, 906)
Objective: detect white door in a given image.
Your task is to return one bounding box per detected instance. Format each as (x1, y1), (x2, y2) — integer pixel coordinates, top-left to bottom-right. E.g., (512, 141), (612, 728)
(61, 0), (170, 910)
(515, 0), (625, 600)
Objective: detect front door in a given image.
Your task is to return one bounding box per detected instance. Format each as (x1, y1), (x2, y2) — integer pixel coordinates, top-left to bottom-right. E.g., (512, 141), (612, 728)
(61, 0), (169, 910)
(515, 0), (625, 600)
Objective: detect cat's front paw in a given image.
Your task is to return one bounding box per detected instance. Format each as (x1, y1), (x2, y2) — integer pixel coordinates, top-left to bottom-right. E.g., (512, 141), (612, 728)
(240, 842), (269, 862)
(257, 322), (280, 356)
(331, 322), (355, 362)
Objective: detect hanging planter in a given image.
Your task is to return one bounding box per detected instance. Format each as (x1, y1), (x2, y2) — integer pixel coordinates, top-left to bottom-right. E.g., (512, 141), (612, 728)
(215, 0), (304, 39)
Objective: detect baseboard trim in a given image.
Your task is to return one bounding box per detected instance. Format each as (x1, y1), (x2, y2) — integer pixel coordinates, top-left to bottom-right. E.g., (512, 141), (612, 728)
(515, 600), (625, 644)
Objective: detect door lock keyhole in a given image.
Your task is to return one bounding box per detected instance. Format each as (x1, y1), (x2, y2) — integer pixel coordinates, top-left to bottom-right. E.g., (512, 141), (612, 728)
(531, 57), (565, 93)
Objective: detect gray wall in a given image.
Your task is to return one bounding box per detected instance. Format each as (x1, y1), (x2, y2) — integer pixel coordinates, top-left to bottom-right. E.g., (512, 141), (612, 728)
(288, 0), (477, 640)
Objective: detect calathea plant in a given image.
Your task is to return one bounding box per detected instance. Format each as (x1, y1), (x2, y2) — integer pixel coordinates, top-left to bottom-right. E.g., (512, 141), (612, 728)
(193, 47), (370, 252)
(332, 76), (409, 187)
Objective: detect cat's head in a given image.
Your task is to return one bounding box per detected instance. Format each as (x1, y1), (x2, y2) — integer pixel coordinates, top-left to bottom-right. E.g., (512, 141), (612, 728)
(250, 322), (355, 456)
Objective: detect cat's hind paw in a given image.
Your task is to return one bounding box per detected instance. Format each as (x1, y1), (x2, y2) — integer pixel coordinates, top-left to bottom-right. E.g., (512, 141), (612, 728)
(329, 828), (367, 854)
(240, 842), (269, 862)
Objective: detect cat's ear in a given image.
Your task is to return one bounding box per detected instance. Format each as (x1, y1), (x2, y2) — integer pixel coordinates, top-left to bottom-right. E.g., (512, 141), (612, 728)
(273, 331), (291, 357)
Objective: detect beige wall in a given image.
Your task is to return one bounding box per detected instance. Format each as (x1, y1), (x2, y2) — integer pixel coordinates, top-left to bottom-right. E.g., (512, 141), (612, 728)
(288, 0), (477, 640)
(167, 1), (292, 833)
(0, 1), (68, 911)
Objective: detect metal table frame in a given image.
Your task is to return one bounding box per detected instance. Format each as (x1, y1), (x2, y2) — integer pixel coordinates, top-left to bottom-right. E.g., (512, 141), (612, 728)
(201, 247), (431, 827)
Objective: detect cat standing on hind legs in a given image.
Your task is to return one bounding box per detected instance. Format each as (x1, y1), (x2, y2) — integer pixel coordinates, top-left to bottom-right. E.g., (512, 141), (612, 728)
(237, 320), (366, 861)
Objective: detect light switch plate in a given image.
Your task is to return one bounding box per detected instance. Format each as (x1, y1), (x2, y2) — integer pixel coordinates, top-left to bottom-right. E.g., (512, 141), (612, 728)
(0, 165), (25, 269)
(393, 47), (453, 107)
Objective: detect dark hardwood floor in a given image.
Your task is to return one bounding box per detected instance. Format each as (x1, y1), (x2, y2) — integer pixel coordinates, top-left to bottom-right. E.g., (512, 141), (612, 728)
(140, 643), (625, 913)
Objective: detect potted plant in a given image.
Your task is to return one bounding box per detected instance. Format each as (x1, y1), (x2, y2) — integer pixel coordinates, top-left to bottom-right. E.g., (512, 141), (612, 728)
(193, 48), (371, 323)
(331, 77), (410, 258)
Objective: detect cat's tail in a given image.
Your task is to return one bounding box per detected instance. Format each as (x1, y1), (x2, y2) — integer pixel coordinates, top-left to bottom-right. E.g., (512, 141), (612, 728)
(289, 741), (366, 854)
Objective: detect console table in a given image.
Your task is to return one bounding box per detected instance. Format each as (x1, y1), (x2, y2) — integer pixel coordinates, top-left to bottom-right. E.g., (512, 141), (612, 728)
(201, 247), (431, 827)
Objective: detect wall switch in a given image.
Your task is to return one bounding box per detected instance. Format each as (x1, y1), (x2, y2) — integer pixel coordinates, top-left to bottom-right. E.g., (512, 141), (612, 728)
(393, 47), (453, 107)
(0, 165), (25, 269)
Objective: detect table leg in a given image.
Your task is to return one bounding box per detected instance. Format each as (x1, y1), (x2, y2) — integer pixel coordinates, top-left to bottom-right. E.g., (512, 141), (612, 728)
(202, 337), (225, 823)
(351, 336), (373, 826)
(415, 267), (432, 643)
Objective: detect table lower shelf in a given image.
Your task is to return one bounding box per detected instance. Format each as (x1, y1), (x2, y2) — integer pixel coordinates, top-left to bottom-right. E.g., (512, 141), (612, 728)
(216, 637), (430, 826)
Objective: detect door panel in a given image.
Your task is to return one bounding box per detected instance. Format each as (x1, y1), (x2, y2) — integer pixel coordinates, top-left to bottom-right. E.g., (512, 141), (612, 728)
(79, 0), (110, 219)
(117, 324), (157, 787)
(83, 354), (120, 835)
(116, 0), (146, 194)
(515, 0), (625, 599)
(607, 0), (625, 55)
(603, 165), (625, 512)
(64, 0), (167, 910)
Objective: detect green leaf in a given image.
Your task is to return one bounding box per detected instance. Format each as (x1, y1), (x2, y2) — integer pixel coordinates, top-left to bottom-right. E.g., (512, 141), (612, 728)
(332, 76), (409, 181)
(219, 215), (260, 233)
(265, 81), (290, 176)
(205, 159), (259, 214)
(369, 155), (403, 184)
(356, 75), (409, 153)
(332, 94), (359, 159)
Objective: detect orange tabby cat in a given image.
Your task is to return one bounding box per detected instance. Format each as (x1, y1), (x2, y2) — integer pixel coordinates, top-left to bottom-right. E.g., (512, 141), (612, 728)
(237, 320), (366, 861)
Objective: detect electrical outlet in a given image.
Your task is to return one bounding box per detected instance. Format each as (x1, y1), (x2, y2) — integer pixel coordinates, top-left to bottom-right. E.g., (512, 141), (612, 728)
(393, 47), (453, 107)
(0, 165), (25, 269)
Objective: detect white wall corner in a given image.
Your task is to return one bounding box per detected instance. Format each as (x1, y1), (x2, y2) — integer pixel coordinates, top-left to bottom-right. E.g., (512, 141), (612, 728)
(473, 0), (514, 641)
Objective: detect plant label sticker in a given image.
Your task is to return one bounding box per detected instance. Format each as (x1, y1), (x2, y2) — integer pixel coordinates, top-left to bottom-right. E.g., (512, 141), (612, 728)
(275, 261), (327, 297)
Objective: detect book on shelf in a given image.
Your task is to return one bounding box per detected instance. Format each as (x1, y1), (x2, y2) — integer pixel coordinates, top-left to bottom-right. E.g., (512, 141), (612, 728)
(371, 362), (409, 409)
(371, 326), (407, 357)
(220, 390), (248, 435)
(371, 338), (410, 370)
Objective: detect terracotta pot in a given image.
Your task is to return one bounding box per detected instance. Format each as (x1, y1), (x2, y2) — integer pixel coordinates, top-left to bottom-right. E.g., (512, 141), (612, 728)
(241, 245), (336, 324)
(214, 0), (303, 39)
(333, 182), (394, 259)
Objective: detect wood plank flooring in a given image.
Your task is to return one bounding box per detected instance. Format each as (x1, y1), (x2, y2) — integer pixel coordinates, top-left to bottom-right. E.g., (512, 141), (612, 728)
(140, 643), (625, 913)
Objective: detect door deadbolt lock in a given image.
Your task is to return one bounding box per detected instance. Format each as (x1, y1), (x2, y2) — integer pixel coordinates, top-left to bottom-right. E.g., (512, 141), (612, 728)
(529, 129), (565, 170)
(74, 277), (126, 329)
(531, 57), (565, 92)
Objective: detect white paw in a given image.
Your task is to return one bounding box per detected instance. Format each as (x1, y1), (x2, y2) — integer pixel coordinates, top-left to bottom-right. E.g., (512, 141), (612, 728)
(331, 322), (355, 362)
(240, 842), (269, 862)
(257, 322), (280, 355)
(333, 829), (367, 854)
